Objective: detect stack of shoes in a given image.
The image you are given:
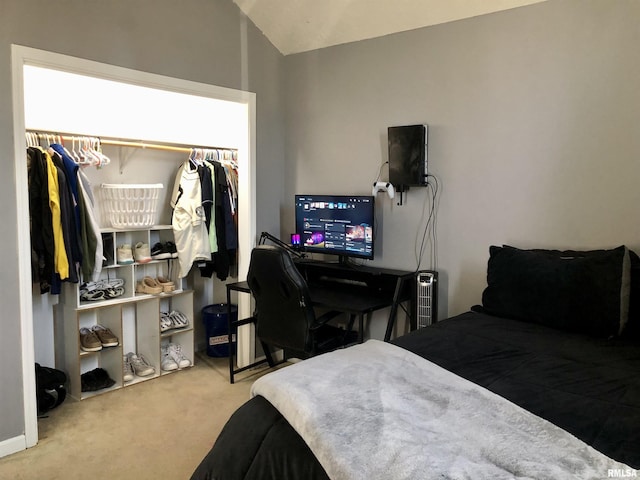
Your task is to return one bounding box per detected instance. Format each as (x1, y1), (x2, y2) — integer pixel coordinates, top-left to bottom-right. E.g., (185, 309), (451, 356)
(117, 244), (134, 265)
(150, 241), (178, 260)
(160, 310), (190, 332)
(134, 242), (152, 263)
(80, 278), (125, 301)
(161, 343), (191, 371)
(81, 368), (116, 392)
(126, 352), (155, 377)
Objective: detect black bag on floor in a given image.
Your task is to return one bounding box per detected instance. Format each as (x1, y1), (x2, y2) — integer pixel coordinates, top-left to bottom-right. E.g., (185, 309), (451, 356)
(35, 363), (67, 414)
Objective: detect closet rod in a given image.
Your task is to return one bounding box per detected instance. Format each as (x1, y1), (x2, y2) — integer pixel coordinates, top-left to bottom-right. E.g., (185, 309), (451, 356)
(100, 138), (191, 153)
(26, 130), (236, 154)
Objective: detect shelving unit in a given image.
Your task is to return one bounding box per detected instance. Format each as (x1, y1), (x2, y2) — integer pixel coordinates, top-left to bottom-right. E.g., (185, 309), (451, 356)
(60, 225), (194, 401)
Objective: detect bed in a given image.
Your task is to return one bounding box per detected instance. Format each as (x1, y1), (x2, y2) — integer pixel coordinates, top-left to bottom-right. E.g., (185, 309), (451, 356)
(191, 245), (640, 480)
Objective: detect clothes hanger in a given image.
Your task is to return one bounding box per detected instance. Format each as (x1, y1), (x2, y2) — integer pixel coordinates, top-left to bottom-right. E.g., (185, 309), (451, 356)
(93, 137), (111, 167)
(70, 136), (77, 162)
(194, 148), (204, 166)
(188, 148), (199, 169)
(83, 137), (102, 166)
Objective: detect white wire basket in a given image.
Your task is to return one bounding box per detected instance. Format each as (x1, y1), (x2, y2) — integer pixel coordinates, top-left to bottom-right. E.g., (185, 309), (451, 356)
(100, 183), (163, 229)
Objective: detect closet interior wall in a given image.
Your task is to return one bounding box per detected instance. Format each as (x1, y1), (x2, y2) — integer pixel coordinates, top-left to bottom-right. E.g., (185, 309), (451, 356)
(30, 140), (237, 369)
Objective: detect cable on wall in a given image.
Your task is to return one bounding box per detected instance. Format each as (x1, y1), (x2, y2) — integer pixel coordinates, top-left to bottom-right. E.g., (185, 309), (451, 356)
(414, 174), (440, 272)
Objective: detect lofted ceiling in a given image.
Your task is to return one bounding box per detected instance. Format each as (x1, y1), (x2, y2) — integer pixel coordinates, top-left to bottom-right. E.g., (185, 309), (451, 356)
(234, 0), (548, 56)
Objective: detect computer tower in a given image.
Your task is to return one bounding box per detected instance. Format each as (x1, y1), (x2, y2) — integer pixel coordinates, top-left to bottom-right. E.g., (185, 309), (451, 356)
(388, 124), (428, 192)
(415, 270), (437, 328)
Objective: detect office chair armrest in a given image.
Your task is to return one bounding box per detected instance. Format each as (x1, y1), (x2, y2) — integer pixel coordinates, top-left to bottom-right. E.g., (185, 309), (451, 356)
(309, 310), (342, 331)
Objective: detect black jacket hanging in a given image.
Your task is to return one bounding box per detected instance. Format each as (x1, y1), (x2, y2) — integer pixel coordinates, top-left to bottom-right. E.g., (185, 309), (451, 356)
(28, 147), (55, 293)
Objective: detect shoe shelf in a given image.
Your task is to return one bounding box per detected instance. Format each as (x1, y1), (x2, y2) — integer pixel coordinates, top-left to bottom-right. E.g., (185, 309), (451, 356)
(59, 225), (195, 401)
(158, 294), (195, 377)
(63, 303), (124, 400)
(65, 225), (184, 310)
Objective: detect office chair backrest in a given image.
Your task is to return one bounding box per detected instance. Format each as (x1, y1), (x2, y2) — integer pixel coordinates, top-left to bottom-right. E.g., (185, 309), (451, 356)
(247, 245), (316, 352)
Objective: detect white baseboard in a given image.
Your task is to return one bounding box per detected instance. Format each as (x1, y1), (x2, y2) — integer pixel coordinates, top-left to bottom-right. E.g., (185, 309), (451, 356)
(0, 434), (27, 459)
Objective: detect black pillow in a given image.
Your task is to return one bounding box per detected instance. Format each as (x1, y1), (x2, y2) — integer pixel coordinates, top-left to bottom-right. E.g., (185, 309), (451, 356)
(481, 245), (631, 338)
(622, 249), (640, 338)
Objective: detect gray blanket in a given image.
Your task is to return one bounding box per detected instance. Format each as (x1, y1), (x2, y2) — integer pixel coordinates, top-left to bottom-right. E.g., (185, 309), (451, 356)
(251, 340), (632, 480)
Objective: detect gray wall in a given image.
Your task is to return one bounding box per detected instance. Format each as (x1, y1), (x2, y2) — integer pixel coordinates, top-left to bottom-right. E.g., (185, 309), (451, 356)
(0, 0), (284, 446)
(283, 0), (640, 320)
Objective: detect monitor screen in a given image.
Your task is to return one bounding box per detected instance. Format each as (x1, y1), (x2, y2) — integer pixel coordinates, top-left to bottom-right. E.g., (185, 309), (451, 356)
(295, 194), (375, 261)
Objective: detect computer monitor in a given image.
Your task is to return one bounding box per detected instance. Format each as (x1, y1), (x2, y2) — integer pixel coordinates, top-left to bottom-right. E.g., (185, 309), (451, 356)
(294, 194), (375, 262)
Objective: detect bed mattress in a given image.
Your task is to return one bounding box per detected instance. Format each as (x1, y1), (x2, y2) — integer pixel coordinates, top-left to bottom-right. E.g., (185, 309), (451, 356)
(191, 309), (640, 479)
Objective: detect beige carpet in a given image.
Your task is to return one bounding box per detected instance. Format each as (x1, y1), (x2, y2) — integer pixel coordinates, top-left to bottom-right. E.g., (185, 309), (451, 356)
(0, 354), (274, 480)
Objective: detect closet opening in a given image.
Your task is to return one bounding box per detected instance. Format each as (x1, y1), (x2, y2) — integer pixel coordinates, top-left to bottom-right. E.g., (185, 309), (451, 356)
(11, 45), (257, 450)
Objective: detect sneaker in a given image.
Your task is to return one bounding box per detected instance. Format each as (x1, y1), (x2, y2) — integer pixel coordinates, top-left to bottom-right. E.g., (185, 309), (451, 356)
(165, 241), (179, 259)
(79, 327), (102, 352)
(134, 242), (151, 263)
(123, 355), (134, 382)
(117, 244), (134, 265)
(91, 324), (119, 347)
(168, 310), (189, 329)
(150, 242), (171, 260)
(167, 343), (191, 369)
(127, 352), (155, 377)
(161, 345), (179, 371)
(160, 311), (173, 332)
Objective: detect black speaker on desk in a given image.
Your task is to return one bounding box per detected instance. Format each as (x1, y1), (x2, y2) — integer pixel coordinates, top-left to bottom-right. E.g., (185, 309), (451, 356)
(388, 124), (428, 192)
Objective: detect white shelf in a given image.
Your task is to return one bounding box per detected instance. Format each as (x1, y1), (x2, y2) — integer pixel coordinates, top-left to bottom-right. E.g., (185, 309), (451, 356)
(59, 226), (194, 401)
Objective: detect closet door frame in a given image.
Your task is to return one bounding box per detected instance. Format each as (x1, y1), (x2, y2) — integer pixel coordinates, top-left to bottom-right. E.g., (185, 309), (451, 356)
(10, 44), (257, 452)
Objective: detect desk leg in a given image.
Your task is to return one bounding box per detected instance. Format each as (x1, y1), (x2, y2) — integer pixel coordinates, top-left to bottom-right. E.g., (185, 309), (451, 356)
(384, 276), (408, 342)
(227, 287), (235, 384)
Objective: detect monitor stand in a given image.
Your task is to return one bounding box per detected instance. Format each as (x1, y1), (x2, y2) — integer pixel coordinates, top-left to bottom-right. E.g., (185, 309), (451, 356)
(338, 255), (358, 268)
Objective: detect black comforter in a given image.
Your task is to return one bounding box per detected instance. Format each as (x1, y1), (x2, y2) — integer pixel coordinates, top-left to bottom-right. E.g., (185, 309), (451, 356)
(191, 309), (640, 479)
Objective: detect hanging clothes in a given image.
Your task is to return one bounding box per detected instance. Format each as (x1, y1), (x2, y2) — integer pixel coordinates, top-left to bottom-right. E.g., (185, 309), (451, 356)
(27, 135), (104, 294)
(76, 168), (103, 282)
(50, 143), (103, 282)
(202, 158), (219, 254)
(28, 147), (55, 293)
(171, 158), (212, 278)
(49, 149), (82, 284)
(198, 160), (233, 280)
(169, 147), (238, 281)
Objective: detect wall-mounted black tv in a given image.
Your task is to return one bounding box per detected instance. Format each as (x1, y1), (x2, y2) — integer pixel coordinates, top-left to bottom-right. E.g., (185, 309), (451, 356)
(388, 124), (428, 191)
(295, 194), (374, 261)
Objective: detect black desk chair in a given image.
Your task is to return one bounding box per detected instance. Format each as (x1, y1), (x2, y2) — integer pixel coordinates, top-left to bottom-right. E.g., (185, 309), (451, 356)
(247, 245), (355, 365)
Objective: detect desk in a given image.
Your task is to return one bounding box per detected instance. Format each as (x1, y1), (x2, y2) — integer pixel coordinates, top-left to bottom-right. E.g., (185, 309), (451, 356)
(294, 260), (415, 343)
(225, 261), (415, 383)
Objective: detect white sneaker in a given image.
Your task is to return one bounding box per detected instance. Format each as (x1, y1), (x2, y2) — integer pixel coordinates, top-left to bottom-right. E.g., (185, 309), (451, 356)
(117, 244), (134, 265)
(134, 242), (151, 263)
(123, 355), (134, 382)
(127, 352), (155, 377)
(161, 345), (179, 371)
(167, 343), (191, 369)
